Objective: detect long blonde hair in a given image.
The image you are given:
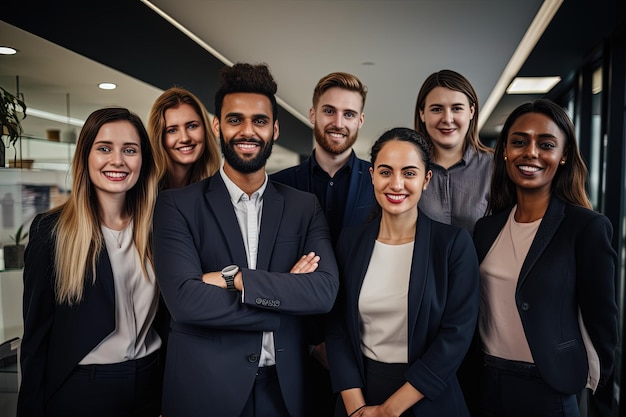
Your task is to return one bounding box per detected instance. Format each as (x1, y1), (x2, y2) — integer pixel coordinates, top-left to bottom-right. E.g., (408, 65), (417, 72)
(148, 87), (221, 190)
(53, 107), (158, 305)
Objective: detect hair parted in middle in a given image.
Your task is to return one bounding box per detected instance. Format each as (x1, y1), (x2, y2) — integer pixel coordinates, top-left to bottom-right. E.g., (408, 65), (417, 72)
(148, 87), (221, 189)
(414, 69), (491, 155)
(52, 107), (158, 305)
(312, 72), (368, 110)
(214, 63), (278, 122)
(488, 98), (591, 214)
(370, 127), (431, 173)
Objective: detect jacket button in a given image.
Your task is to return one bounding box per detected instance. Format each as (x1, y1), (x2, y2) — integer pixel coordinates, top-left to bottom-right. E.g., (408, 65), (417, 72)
(521, 302), (530, 311)
(247, 354), (259, 363)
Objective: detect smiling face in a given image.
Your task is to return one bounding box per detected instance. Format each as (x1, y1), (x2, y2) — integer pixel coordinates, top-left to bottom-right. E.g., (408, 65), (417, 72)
(163, 103), (205, 169)
(370, 139), (432, 218)
(88, 120), (142, 201)
(503, 112), (567, 197)
(213, 92), (278, 174)
(310, 87), (364, 156)
(419, 86), (474, 153)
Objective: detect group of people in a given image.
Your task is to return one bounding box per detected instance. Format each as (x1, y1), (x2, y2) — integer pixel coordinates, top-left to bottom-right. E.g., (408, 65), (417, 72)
(16, 62), (617, 417)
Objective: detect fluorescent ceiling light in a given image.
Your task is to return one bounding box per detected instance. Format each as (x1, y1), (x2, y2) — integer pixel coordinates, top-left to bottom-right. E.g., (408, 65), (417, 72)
(98, 82), (117, 90)
(479, 0), (563, 129)
(0, 46), (18, 55)
(506, 76), (561, 94)
(28, 108), (85, 126)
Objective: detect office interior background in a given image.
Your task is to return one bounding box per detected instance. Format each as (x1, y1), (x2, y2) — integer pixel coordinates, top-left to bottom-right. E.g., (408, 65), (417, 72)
(1, 0), (625, 415)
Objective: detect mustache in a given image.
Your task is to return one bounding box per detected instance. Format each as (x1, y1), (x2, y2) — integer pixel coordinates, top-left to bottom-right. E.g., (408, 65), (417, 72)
(229, 137), (264, 146)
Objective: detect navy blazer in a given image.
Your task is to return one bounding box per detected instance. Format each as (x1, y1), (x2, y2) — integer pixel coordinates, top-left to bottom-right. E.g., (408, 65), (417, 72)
(153, 174), (339, 417)
(270, 150), (376, 230)
(473, 196), (618, 394)
(326, 213), (479, 416)
(18, 212), (124, 416)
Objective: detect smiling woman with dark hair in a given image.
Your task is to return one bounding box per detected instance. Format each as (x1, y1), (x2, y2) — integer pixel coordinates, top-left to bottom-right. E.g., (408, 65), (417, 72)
(326, 127), (479, 417)
(472, 99), (618, 417)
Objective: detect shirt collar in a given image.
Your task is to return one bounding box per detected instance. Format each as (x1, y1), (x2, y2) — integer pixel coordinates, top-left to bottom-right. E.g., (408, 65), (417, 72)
(219, 165), (268, 203)
(311, 148), (357, 174)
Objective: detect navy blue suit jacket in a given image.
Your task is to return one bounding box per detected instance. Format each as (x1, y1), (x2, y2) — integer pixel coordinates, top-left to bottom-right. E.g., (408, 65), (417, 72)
(18, 211), (145, 417)
(270, 151), (376, 230)
(153, 174), (339, 417)
(472, 196), (618, 394)
(326, 213), (479, 416)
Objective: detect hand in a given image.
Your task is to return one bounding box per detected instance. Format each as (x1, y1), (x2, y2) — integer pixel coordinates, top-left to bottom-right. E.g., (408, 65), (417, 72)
(202, 271), (225, 288)
(361, 405), (395, 417)
(290, 251), (320, 274)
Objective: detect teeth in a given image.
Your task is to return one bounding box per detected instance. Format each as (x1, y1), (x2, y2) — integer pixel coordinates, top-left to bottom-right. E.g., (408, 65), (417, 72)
(237, 143), (257, 149)
(387, 194), (406, 201)
(104, 172), (127, 178)
(518, 165), (540, 172)
(328, 132), (345, 138)
(178, 146), (194, 151)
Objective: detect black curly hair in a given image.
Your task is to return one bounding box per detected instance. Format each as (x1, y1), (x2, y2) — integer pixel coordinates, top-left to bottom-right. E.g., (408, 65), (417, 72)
(214, 62), (278, 121)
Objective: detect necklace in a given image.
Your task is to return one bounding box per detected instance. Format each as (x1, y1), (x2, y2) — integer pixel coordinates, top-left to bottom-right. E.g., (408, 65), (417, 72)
(107, 227), (125, 249)
(105, 221), (130, 249)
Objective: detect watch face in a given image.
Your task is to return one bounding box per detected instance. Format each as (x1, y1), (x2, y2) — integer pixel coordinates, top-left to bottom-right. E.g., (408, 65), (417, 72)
(222, 264), (239, 276)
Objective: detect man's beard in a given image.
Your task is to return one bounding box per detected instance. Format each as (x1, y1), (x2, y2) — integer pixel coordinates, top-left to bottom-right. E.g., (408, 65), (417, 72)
(220, 133), (274, 174)
(313, 123), (358, 155)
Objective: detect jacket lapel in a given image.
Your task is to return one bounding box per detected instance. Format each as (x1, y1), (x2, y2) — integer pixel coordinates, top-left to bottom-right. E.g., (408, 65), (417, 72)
(517, 196), (565, 289)
(343, 154), (368, 228)
(205, 175), (249, 267)
(407, 212), (431, 346)
(257, 182), (284, 271)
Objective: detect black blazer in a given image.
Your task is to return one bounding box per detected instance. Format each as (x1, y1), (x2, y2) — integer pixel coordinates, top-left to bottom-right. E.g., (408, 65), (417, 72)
(326, 213), (479, 416)
(153, 174), (339, 417)
(473, 196), (618, 394)
(18, 211), (156, 417)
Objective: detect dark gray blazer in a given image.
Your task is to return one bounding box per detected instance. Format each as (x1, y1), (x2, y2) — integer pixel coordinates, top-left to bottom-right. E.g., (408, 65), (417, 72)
(153, 174), (339, 417)
(473, 196), (618, 393)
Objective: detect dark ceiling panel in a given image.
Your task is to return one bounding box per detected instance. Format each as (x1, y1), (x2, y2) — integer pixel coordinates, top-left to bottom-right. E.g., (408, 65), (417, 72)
(2, 0), (313, 156)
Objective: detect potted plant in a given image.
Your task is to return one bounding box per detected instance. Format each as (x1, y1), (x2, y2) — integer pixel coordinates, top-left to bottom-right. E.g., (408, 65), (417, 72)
(0, 84), (27, 168)
(3, 223), (28, 269)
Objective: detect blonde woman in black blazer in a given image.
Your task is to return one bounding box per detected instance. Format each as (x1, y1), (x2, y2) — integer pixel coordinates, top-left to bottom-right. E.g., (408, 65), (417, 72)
(472, 99), (618, 417)
(18, 108), (162, 417)
(326, 128), (479, 417)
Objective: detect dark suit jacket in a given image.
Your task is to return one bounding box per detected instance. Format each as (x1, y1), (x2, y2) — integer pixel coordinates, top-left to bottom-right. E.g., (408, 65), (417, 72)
(270, 150), (376, 230)
(326, 213), (479, 416)
(472, 196), (618, 394)
(152, 174), (339, 417)
(18, 211), (155, 417)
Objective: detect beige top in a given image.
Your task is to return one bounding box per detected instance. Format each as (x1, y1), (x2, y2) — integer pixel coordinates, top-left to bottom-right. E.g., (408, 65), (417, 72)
(359, 240), (413, 363)
(479, 206), (539, 363)
(80, 222), (161, 364)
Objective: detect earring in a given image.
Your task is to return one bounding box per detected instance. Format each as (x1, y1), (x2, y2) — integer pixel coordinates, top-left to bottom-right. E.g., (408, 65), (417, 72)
(560, 159), (566, 165)
(504, 155), (508, 161)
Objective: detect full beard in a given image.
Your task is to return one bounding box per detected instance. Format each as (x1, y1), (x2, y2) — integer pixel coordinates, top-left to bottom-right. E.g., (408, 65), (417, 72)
(220, 134), (274, 174)
(313, 124), (358, 155)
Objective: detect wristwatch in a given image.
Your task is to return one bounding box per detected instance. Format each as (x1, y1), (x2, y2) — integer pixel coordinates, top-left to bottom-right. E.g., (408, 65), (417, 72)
(221, 265), (239, 292)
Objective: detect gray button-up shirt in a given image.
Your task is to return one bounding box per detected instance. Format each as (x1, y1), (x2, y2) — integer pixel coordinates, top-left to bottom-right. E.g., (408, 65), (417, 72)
(418, 146), (493, 234)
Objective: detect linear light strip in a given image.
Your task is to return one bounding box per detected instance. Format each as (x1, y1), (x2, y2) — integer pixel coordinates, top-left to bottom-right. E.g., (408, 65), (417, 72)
(479, 0), (563, 130)
(27, 108), (85, 126)
(140, 0), (311, 127)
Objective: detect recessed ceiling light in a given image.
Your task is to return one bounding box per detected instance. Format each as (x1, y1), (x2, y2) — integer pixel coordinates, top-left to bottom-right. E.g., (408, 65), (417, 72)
(506, 76), (561, 94)
(0, 46), (18, 55)
(98, 82), (117, 90)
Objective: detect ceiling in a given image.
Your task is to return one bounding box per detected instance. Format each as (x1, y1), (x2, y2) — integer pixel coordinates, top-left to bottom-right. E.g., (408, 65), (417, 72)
(1, 0), (623, 172)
